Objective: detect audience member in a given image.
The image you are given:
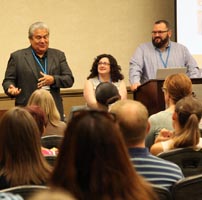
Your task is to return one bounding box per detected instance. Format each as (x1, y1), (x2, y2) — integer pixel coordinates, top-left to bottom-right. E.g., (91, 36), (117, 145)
(145, 73), (193, 149)
(0, 107), (51, 189)
(129, 19), (201, 91)
(49, 110), (157, 200)
(27, 89), (66, 136)
(95, 82), (121, 111)
(150, 96), (202, 155)
(2, 21), (74, 120)
(25, 105), (58, 156)
(83, 54), (127, 109)
(110, 99), (184, 190)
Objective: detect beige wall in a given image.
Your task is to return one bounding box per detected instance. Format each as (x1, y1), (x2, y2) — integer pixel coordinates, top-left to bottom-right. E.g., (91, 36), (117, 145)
(0, 0), (175, 94)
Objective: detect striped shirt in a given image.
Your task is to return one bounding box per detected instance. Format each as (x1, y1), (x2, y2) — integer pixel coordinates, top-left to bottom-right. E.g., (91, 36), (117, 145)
(129, 147), (184, 190)
(129, 41), (201, 85)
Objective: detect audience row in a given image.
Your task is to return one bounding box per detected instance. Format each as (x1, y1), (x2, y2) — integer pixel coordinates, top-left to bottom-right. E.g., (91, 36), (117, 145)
(0, 72), (202, 200)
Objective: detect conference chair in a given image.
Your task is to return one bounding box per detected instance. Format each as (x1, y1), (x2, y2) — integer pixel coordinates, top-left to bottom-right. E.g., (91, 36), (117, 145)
(68, 105), (88, 121)
(44, 155), (57, 166)
(153, 185), (173, 200)
(157, 147), (202, 177)
(0, 185), (49, 200)
(172, 174), (202, 200)
(41, 135), (63, 149)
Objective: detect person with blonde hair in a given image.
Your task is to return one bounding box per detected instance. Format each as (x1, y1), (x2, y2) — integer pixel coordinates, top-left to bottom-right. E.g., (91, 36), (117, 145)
(146, 73), (193, 149)
(0, 107), (51, 189)
(150, 96), (202, 155)
(27, 89), (66, 136)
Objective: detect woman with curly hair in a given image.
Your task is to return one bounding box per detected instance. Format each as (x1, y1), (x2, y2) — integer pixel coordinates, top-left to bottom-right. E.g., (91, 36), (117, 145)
(83, 54), (127, 109)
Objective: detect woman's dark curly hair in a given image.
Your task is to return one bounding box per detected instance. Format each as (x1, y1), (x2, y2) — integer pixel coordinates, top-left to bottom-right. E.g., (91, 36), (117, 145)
(87, 54), (124, 82)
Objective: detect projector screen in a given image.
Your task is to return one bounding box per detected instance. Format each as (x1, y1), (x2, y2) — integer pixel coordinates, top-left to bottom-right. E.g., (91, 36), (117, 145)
(176, 0), (202, 55)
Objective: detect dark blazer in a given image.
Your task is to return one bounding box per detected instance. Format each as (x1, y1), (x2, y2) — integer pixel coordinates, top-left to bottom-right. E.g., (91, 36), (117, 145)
(2, 46), (74, 120)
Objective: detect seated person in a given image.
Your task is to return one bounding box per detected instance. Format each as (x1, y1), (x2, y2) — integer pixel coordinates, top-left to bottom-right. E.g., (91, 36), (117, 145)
(145, 73), (192, 149)
(95, 82), (121, 110)
(27, 89), (66, 136)
(83, 54), (127, 109)
(25, 105), (58, 156)
(110, 99), (184, 190)
(150, 96), (202, 155)
(0, 107), (51, 189)
(49, 110), (157, 200)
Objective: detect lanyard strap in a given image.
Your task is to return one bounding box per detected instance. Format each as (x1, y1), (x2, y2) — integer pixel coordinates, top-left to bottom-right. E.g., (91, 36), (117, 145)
(32, 50), (47, 74)
(159, 45), (171, 68)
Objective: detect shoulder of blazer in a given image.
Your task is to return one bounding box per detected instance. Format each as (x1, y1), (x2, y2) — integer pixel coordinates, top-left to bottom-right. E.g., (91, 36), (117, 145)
(47, 48), (64, 55)
(11, 47), (32, 56)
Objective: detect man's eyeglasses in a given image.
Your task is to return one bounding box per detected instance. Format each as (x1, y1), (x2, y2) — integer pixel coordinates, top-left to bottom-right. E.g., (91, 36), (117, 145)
(33, 35), (49, 41)
(151, 30), (168, 35)
(98, 62), (110, 66)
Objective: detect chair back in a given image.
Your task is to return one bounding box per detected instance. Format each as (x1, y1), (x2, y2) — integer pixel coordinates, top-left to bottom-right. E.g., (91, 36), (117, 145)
(172, 174), (202, 200)
(44, 155), (57, 166)
(158, 148), (202, 177)
(0, 185), (49, 200)
(153, 185), (173, 200)
(41, 135), (63, 149)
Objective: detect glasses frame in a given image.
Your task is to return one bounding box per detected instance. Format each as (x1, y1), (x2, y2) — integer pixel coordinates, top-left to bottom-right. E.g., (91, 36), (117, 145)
(98, 62), (110, 66)
(151, 30), (169, 35)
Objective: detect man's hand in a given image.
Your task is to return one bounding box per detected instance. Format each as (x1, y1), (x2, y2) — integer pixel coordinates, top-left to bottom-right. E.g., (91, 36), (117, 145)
(37, 72), (55, 88)
(130, 83), (141, 91)
(8, 84), (21, 96)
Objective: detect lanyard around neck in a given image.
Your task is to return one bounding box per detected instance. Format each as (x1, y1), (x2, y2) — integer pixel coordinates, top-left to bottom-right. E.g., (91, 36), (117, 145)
(32, 50), (47, 74)
(158, 45), (171, 68)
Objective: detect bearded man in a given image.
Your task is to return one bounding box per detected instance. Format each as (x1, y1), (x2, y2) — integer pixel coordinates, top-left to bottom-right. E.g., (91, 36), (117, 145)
(129, 20), (201, 91)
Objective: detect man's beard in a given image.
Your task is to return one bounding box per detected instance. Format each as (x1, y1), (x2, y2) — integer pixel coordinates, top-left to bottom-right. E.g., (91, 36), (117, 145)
(152, 35), (169, 48)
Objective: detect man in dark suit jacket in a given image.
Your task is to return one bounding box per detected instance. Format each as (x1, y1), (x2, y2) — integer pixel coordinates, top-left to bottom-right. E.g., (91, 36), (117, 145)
(2, 22), (74, 120)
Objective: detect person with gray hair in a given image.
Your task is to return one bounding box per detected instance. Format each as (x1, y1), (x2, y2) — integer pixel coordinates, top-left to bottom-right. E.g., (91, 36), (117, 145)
(2, 21), (74, 120)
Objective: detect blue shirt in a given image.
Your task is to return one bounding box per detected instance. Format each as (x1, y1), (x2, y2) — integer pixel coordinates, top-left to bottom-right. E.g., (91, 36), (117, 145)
(129, 147), (184, 190)
(129, 41), (201, 84)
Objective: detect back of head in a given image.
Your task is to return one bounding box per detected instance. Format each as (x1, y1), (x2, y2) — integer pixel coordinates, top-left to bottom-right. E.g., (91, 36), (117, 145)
(25, 105), (47, 136)
(175, 96), (202, 128)
(164, 73), (192, 103)
(0, 107), (50, 186)
(109, 99), (149, 146)
(172, 96), (202, 148)
(50, 110), (155, 200)
(0, 107), (41, 159)
(95, 82), (121, 107)
(27, 89), (60, 123)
